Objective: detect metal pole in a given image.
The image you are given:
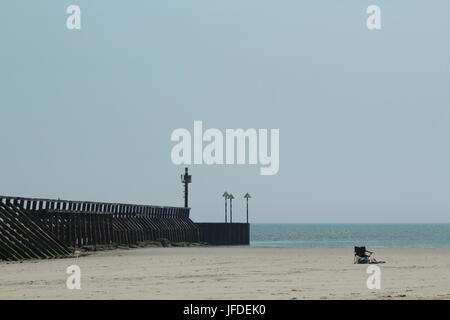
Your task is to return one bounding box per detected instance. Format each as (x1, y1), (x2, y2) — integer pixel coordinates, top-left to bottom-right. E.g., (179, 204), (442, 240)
(225, 197), (228, 223)
(244, 193), (251, 224)
(246, 198), (248, 224)
(222, 192), (229, 223)
(230, 198), (232, 223)
(184, 177), (188, 208)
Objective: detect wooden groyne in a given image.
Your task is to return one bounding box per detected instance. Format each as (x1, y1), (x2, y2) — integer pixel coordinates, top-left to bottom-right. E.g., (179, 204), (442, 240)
(196, 223), (250, 245)
(1, 194), (251, 261)
(0, 196), (199, 260)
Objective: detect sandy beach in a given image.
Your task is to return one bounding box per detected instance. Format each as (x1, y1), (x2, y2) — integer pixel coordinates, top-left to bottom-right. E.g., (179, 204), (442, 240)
(1, 247), (449, 300)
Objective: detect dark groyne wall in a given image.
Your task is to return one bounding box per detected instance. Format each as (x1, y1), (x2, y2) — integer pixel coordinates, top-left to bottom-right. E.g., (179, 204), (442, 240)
(0, 196), (200, 260)
(196, 223), (250, 245)
(0, 195), (250, 261)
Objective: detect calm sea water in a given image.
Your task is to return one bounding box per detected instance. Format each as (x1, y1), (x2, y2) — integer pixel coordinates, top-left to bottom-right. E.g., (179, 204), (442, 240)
(250, 224), (450, 248)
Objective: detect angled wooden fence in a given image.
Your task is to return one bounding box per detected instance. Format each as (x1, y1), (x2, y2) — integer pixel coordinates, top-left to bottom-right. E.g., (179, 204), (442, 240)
(0, 201), (71, 261)
(0, 196), (200, 261)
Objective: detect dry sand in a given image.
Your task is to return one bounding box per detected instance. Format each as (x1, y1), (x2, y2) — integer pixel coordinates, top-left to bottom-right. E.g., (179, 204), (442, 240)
(1, 246), (449, 300)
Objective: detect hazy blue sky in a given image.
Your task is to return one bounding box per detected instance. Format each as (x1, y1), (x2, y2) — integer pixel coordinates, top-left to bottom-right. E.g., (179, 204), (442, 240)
(1, 1), (449, 222)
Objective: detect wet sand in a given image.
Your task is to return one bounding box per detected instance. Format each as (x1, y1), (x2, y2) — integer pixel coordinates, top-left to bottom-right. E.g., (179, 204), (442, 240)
(1, 247), (449, 300)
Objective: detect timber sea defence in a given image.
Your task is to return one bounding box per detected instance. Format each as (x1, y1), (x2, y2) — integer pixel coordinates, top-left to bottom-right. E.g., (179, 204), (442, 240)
(0, 195), (249, 261)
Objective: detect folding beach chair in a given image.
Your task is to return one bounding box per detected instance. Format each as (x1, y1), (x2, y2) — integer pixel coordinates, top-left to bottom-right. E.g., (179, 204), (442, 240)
(354, 246), (373, 264)
(354, 246), (385, 264)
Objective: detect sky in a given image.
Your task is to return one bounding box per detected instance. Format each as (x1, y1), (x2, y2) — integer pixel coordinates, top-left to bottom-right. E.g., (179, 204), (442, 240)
(0, 1), (449, 223)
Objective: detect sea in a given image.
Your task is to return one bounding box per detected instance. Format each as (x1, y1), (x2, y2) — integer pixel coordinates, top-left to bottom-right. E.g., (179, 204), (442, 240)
(250, 224), (450, 248)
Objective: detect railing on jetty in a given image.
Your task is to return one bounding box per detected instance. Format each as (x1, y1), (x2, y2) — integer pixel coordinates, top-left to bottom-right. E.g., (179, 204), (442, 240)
(0, 196), (190, 218)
